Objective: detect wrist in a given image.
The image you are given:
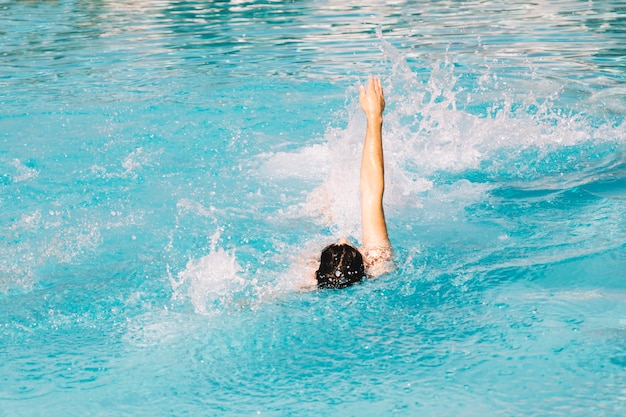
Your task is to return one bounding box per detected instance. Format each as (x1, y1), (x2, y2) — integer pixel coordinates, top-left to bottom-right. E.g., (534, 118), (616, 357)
(366, 114), (383, 125)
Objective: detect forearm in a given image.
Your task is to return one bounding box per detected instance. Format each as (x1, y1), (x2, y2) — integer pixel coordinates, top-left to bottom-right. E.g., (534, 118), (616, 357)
(360, 116), (385, 198)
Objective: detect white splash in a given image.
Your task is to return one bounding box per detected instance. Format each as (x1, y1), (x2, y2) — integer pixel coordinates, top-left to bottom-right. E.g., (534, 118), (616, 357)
(261, 35), (625, 240)
(169, 231), (245, 315)
(0, 210), (102, 293)
(8, 158), (39, 183)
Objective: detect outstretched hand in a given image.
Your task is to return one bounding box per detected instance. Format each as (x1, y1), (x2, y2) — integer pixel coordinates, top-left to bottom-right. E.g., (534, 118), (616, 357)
(359, 77), (385, 120)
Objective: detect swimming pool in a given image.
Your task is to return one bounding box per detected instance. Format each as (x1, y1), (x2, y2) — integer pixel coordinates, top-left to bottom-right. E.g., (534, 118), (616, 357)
(1, 0), (625, 415)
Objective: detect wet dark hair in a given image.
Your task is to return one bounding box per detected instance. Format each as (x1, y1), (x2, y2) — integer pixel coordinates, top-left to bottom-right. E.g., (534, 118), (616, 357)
(316, 244), (365, 289)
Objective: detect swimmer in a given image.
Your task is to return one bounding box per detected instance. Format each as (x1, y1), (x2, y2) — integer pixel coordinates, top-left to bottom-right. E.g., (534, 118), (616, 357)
(316, 77), (393, 289)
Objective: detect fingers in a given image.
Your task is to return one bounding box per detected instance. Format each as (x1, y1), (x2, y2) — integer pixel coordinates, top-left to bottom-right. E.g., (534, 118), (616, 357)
(377, 78), (383, 96)
(363, 77), (378, 92)
(363, 77), (383, 97)
(368, 76), (376, 92)
(360, 76), (385, 116)
(374, 77), (383, 97)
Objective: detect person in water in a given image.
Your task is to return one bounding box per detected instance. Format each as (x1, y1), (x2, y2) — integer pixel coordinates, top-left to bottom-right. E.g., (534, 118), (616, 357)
(316, 77), (392, 289)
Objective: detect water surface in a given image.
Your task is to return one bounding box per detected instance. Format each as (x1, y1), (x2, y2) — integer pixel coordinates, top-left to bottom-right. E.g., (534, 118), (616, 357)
(1, 0), (626, 415)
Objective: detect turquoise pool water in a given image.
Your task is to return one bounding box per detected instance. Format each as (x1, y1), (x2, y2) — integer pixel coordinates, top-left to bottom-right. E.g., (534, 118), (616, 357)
(1, 0), (625, 415)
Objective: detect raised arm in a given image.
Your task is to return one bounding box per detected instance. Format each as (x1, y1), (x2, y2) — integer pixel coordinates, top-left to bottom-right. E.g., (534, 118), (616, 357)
(359, 77), (389, 250)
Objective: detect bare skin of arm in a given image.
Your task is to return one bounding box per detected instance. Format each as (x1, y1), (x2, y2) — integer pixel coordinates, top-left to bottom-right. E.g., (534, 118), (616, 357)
(359, 77), (390, 250)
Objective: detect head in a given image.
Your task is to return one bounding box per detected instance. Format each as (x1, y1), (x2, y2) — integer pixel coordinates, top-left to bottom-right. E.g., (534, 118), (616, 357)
(315, 243), (365, 289)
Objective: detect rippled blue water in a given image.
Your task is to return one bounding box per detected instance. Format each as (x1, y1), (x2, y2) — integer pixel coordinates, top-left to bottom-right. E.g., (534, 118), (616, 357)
(1, 0), (626, 415)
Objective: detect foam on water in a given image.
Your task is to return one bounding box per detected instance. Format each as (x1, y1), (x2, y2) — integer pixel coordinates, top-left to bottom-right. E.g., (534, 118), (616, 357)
(168, 230), (245, 315)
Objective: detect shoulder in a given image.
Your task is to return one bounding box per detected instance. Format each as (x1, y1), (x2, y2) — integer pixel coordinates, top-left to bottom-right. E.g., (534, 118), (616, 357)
(360, 240), (393, 278)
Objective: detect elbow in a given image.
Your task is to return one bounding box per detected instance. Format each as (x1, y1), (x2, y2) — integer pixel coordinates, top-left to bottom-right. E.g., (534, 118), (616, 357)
(360, 179), (385, 199)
